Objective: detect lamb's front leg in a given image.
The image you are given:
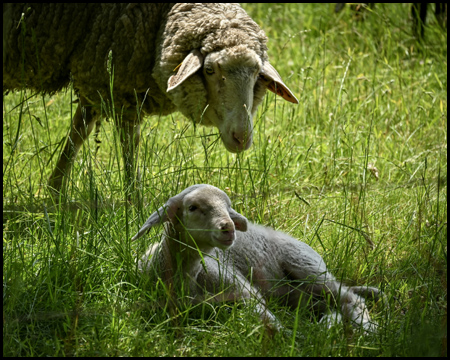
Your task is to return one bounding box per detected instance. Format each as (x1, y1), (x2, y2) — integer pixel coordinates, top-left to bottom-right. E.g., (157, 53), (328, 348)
(193, 260), (281, 335)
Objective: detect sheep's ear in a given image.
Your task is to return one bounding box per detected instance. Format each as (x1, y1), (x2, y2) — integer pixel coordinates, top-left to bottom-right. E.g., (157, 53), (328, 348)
(260, 62), (299, 104)
(229, 208), (248, 232)
(167, 50), (203, 92)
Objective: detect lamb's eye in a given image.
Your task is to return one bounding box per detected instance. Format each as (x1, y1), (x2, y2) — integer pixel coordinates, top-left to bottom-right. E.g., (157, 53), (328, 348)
(205, 67), (214, 75)
(189, 205), (197, 212)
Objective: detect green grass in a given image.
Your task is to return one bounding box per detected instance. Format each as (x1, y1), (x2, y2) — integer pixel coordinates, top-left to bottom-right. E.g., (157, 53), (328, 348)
(3, 3), (447, 356)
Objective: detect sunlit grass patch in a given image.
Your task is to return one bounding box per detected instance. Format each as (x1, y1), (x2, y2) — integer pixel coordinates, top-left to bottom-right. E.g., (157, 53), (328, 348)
(3, 3), (446, 356)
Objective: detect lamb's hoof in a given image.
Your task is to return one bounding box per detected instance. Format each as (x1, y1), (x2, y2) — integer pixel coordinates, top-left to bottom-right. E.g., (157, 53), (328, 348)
(320, 312), (343, 329)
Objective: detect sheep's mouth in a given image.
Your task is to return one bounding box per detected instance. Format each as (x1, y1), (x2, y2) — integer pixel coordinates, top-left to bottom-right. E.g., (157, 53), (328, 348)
(221, 133), (253, 153)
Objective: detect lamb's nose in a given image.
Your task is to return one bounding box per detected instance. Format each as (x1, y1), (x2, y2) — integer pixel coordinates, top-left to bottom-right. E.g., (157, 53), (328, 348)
(220, 221), (234, 233)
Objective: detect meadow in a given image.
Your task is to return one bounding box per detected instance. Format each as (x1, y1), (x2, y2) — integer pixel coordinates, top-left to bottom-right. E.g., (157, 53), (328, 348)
(3, 3), (447, 356)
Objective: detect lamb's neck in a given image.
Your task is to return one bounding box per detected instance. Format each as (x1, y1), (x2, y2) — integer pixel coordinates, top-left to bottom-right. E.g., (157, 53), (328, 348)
(163, 231), (214, 272)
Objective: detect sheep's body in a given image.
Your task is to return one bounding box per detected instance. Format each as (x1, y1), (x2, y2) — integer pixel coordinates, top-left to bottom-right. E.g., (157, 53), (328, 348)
(3, 4), (175, 116)
(133, 185), (382, 333)
(3, 4), (298, 193)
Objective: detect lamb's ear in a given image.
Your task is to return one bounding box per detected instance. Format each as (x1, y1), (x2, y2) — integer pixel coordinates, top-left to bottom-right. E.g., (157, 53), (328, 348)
(132, 197), (183, 241)
(229, 208), (248, 232)
(167, 49), (203, 92)
(132, 204), (173, 241)
(260, 62), (299, 104)
(132, 185), (208, 240)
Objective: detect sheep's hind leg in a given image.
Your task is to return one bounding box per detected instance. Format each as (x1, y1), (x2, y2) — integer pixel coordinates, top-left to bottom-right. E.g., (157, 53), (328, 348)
(115, 112), (141, 201)
(48, 97), (98, 195)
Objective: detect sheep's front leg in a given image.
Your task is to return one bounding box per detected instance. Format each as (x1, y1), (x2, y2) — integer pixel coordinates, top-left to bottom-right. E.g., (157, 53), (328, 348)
(48, 97), (98, 193)
(115, 113), (141, 199)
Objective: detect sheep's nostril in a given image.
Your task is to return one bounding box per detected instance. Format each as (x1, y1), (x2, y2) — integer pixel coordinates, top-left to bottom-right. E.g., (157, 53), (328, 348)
(233, 133), (245, 150)
(232, 131), (252, 151)
(233, 132), (245, 146)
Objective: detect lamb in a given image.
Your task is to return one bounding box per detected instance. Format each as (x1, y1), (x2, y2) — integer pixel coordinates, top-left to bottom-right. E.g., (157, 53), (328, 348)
(132, 184), (383, 334)
(3, 4), (298, 194)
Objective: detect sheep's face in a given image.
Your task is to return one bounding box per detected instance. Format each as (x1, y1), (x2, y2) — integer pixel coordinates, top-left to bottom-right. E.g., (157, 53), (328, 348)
(178, 187), (248, 250)
(166, 47), (298, 154)
(201, 47), (263, 153)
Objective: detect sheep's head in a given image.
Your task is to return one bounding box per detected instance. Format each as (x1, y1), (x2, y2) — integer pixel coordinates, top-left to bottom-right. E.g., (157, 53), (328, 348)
(132, 184), (248, 250)
(167, 47), (298, 153)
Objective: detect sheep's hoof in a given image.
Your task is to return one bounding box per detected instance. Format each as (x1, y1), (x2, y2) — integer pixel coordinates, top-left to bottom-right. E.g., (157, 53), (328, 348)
(48, 173), (64, 193)
(47, 184), (62, 200)
(47, 176), (70, 203)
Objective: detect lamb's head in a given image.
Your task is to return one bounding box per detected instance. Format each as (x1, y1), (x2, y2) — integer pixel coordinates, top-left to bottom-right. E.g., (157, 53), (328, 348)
(167, 47), (298, 153)
(132, 184), (248, 250)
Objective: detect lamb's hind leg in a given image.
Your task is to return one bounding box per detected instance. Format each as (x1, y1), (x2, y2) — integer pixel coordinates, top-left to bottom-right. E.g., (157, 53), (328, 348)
(48, 97), (98, 193)
(293, 281), (376, 332)
(279, 261), (376, 331)
(351, 285), (384, 301)
(350, 285), (389, 311)
(326, 282), (376, 332)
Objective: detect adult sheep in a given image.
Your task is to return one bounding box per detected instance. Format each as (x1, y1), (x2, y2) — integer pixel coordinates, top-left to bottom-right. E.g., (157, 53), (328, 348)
(3, 4), (298, 194)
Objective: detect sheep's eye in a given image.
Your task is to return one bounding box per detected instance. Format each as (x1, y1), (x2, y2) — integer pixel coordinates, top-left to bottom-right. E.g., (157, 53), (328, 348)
(205, 67), (214, 75)
(189, 205), (197, 212)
